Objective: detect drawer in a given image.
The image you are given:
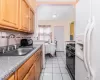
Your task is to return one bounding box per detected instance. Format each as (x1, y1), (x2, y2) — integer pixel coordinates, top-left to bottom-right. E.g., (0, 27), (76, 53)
(8, 74), (15, 80)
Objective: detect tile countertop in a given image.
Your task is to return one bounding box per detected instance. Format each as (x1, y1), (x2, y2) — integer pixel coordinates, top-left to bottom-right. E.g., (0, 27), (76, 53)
(0, 44), (42, 80)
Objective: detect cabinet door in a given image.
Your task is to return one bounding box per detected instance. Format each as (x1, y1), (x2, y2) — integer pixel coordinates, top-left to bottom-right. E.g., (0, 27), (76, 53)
(0, 0), (19, 29)
(40, 51), (43, 71)
(18, 54), (34, 80)
(29, 9), (34, 33)
(35, 57), (41, 80)
(23, 65), (35, 80)
(20, 0), (30, 32)
(35, 58), (38, 80)
(8, 74), (15, 80)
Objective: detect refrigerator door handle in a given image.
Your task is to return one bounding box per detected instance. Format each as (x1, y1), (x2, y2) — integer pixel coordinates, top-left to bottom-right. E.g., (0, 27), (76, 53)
(84, 19), (91, 74)
(87, 17), (95, 80)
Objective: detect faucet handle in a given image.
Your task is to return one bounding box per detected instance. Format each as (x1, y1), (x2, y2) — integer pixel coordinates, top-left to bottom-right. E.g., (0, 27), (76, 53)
(14, 45), (17, 49)
(7, 47), (10, 51)
(13, 45), (18, 50)
(2, 49), (5, 54)
(1, 47), (6, 54)
(10, 45), (16, 50)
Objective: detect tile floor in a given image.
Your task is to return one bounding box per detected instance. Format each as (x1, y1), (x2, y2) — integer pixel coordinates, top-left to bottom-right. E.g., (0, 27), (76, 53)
(40, 52), (71, 80)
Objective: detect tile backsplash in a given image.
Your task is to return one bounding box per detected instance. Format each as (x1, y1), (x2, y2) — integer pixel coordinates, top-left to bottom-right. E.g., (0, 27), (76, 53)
(0, 30), (34, 47)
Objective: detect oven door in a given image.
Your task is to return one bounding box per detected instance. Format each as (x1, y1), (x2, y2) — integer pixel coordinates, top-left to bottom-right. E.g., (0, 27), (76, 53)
(66, 49), (75, 80)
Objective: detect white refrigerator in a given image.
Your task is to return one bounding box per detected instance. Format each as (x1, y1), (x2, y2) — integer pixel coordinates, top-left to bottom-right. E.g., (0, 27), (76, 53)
(75, 0), (100, 80)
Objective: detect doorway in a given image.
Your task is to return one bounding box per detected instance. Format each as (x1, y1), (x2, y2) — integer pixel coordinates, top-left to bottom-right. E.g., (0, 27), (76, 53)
(70, 22), (74, 40)
(54, 26), (64, 52)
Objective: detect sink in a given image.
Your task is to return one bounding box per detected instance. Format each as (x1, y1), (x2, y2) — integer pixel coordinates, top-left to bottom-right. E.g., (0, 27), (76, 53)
(0, 47), (35, 56)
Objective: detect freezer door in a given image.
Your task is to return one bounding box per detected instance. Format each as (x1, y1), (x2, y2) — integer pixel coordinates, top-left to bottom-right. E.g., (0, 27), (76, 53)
(89, 0), (100, 78)
(75, 56), (89, 80)
(75, 0), (91, 34)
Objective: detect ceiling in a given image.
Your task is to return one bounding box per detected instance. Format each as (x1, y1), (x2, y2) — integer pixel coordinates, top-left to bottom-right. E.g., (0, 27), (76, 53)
(37, 5), (75, 21)
(36, 0), (76, 2)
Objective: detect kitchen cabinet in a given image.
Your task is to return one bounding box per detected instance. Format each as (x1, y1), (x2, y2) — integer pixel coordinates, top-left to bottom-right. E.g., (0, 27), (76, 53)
(17, 53), (35, 80)
(29, 9), (34, 33)
(20, 0), (30, 32)
(35, 56), (41, 80)
(0, 0), (35, 33)
(8, 74), (15, 80)
(7, 48), (42, 80)
(0, 0), (19, 29)
(40, 51), (43, 71)
(23, 65), (35, 80)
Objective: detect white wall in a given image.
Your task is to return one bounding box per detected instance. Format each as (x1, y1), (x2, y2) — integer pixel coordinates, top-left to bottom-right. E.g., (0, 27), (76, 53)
(38, 20), (72, 42)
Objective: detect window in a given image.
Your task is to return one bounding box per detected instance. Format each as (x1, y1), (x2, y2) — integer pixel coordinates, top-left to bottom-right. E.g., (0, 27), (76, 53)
(38, 25), (52, 41)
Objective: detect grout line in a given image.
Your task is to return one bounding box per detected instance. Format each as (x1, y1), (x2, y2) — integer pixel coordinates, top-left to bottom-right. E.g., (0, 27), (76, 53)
(42, 72), (44, 80)
(44, 52), (68, 80)
(57, 53), (64, 80)
(52, 58), (53, 80)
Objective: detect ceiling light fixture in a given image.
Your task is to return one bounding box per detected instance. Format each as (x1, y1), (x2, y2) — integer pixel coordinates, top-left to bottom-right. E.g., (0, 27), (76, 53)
(52, 14), (57, 18)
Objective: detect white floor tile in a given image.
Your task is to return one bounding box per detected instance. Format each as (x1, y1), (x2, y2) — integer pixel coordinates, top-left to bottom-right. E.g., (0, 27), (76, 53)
(58, 61), (64, 64)
(53, 61), (58, 64)
(58, 60), (64, 63)
(46, 61), (52, 64)
(43, 73), (52, 80)
(59, 63), (66, 68)
(59, 62), (65, 65)
(53, 62), (59, 64)
(62, 56), (66, 58)
(53, 74), (62, 80)
(44, 68), (52, 73)
(58, 59), (63, 61)
(57, 57), (62, 59)
(52, 57), (57, 59)
(60, 68), (68, 74)
(41, 69), (45, 73)
(57, 55), (62, 57)
(47, 59), (53, 61)
(53, 68), (61, 74)
(40, 73), (44, 80)
(46, 64), (52, 68)
(53, 64), (59, 68)
(43, 52), (71, 80)
(62, 74), (71, 80)
(53, 59), (58, 62)
(52, 58), (57, 60)
(63, 61), (66, 64)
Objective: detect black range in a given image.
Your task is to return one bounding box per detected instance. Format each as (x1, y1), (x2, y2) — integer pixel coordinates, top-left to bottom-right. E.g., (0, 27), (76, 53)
(66, 43), (75, 80)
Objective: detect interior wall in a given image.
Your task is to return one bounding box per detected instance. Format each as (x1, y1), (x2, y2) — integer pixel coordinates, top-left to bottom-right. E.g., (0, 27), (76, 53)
(38, 20), (72, 42)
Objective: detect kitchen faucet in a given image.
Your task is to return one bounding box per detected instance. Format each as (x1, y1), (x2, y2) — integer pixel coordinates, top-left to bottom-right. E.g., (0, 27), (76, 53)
(7, 34), (17, 51)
